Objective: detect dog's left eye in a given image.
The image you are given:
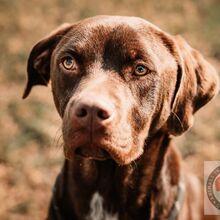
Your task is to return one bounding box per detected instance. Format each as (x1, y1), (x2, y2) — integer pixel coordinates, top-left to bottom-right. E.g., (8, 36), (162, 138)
(62, 56), (75, 70)
(134, 65), (148, 76)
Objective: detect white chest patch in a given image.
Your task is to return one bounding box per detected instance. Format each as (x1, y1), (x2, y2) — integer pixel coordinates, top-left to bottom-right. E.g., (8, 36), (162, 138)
(86, 192), (118, 220)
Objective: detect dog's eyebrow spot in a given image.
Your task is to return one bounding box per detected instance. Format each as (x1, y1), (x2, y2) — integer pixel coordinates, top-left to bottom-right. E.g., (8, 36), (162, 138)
(102, 36), (156, 73)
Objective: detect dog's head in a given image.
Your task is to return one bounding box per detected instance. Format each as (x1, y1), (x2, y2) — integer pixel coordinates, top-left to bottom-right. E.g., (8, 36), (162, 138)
(23, 16), (219, 165)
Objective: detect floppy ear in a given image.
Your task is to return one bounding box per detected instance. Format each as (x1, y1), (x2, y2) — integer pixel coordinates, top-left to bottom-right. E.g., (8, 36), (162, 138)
(22, 23), (72, 99)
(167, 36), (219, 136)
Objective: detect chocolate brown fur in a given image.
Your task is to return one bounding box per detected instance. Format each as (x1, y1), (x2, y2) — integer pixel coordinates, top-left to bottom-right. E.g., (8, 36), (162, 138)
(23, 16), (219, 220)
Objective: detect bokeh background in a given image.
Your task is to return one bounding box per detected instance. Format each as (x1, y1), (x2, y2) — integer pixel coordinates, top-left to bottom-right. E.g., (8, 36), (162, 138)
(0, 0), (219, 219)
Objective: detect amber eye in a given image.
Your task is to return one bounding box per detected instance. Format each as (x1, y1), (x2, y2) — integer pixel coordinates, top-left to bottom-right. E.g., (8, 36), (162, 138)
(62, 56), (75, 70)
(134, 64), (148, 76)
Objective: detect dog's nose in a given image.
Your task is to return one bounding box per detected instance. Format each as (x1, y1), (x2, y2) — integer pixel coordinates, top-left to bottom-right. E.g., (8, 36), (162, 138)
(72, 96), (115, 127)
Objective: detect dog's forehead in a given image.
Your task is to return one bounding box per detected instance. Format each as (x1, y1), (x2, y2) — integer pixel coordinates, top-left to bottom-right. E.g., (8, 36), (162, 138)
(54, 16), (175, 73)
(57, 16), (161, 59)
(78, 15), (154, 29)
(65, 16), (150, 46)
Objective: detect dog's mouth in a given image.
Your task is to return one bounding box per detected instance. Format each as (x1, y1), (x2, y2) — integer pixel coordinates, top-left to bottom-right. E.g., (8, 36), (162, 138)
(74, 146), (111, 161)
(63, 128), (139, 165)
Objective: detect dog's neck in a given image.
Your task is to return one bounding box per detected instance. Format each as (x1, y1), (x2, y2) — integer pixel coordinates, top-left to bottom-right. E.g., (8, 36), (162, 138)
(51, 132), (182, 220)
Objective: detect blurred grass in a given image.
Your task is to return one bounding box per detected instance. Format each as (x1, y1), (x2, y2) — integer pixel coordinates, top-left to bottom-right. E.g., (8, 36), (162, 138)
(0, 0), (219, 219)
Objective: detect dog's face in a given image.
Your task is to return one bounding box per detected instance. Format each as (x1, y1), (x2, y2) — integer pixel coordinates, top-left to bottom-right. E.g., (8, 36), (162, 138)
(23, 16), (219, 165)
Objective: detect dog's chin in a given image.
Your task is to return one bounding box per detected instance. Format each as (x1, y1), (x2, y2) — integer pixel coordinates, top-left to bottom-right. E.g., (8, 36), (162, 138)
(66, 145), (111, 161)
(64, 140), (144, 165)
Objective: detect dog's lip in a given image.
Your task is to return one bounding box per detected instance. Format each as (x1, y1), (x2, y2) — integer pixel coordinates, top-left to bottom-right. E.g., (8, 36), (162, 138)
(74, 146), (111, 161)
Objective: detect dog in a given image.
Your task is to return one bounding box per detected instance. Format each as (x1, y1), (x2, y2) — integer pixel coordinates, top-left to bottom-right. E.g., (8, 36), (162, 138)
(23, 16), (219, 220)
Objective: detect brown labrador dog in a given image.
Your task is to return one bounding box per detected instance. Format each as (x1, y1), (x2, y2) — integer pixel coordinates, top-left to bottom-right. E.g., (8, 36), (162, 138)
(23, 16), (219, 220)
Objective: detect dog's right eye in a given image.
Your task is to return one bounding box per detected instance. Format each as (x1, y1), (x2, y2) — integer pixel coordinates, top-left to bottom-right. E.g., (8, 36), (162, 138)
(134, 64), (149, 76)
(62, 56), (75, 70)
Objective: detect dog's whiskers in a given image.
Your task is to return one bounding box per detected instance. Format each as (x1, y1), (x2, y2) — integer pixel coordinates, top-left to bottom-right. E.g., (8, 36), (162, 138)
(52, 127), (63, 149)
(171, 111), (184, 131)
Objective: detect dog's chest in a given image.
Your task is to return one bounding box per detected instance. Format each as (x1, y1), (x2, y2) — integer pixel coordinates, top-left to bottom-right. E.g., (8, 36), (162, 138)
(86, 192), (118, 220)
